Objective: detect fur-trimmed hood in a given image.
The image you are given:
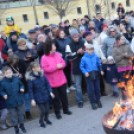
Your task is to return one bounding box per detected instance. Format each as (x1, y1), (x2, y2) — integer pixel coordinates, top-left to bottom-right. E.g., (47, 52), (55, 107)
(25, 70), (44, 81)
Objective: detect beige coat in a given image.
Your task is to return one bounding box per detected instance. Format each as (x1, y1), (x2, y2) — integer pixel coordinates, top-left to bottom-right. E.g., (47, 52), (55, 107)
(113, 43), (133, 67)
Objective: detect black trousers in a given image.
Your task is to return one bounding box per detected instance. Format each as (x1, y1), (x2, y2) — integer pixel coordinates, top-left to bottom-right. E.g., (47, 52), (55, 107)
(63, 64), (71, 87)
(38, 102), (49, 124)
(52, 84), (69, 115)
(100, 74), (105, 94)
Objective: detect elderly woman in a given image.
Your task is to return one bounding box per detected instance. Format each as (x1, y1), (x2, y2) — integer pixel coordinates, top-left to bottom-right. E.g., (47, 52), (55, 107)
(15, 38), (38, 119)
(113, 35), (133, 100)
(41, 40), (72, 119)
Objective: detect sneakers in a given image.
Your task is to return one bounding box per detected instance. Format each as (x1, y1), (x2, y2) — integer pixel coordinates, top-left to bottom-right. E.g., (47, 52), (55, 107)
(69, 85), (76, 90)
(19, 124), (27, 133)
(56, 114), (62, 120)
(66, 89), (70, 93)
(96, 101), (102, 108)
(40, 123), (46, 128)
(91, 103), (97, 110)
(25, 111), (32, 119)
(64, 110), (72, 115)
(0, 119), (7, 130)
(78, 102), (83, 108)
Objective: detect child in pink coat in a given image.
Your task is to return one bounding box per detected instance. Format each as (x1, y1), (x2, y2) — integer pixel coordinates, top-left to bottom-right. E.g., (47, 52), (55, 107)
(41, 40), (72, 119)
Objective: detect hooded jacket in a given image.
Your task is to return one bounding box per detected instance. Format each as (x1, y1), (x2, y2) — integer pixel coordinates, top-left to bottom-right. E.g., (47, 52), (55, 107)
(26, 70), (52, 104)
(101, 26), (129, 58)
(80, 52), (102, 80)
(113, 43), (133, 67)
(0, 76), (24, 109)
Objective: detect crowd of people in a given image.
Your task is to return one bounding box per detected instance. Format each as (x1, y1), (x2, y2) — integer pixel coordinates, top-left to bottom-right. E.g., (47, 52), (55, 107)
(0, 2), (134, 134)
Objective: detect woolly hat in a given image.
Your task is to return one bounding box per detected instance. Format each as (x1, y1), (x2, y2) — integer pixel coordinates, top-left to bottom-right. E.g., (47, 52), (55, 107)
(10, 32), (17, 37)
(28, 29), (36, 33)
(107, 56), (115, 63)
(113, 15), (119, 19)
(83, 31), (92, 38)
(85, 43), (94, 49)
(51, 24), (58, 28)
(71, 29), (79, 38)
(102, 25), (108, 31)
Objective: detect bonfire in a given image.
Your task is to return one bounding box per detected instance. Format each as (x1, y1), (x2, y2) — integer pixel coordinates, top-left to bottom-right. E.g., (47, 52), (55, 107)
(106, 71), (134, 131)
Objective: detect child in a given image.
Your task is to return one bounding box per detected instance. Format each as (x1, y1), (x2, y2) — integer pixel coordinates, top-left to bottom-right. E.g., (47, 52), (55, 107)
(80, 44), (104, 110)
(0, 70), (12, 130)
(102, 56), (119, 97)
(26, 62), (55, 128)
(5, 16), (21, 52)
(0, 66), (26, 134)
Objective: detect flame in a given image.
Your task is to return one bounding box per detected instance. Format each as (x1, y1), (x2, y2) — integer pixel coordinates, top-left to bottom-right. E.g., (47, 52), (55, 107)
(106, 57), (134, 129)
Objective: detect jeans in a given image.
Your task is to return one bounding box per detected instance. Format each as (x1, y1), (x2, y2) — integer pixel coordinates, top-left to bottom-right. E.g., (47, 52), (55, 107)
(24, 93), (31, 112)
(87, 79), (100, 103)
(118, 70), (132, 99)
(8, 105), (24, 127)
(38, 102), (49, 124)
(74, 74), (83, 103)
(1, 108), (8, 120)
(110, 84), (119, 93)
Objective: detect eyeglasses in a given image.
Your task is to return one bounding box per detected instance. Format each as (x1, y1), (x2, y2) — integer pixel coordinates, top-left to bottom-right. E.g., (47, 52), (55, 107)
(110, 31), (115, 33)
(19, 44), (26, 46)
(73, 36), (79, 39)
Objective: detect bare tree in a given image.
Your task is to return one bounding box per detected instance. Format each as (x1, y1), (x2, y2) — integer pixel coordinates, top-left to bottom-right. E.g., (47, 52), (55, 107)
(89, 0), (116, 18)
(40, 0), (77, 21)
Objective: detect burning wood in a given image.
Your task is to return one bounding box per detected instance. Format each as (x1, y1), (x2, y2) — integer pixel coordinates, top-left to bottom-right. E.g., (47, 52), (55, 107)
(106, 76), (134, 131)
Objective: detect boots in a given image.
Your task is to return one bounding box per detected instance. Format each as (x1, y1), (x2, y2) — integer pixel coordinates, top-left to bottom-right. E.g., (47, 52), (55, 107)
(14, 126), (20, 134)
(6, 120), (12, 127)
(25, 111), (32, 119)
(0, 119), (8, 130)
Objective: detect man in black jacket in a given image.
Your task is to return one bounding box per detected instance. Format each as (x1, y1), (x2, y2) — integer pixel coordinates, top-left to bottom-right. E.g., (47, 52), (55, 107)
(63, 20), (71, 37)
(66, 29), (84, 108)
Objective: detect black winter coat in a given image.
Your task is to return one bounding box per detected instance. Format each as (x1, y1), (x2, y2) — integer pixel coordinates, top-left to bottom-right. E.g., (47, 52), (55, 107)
(63, 26), (71, 37)
(26, 70), (52, 104)
(66, 37), (84, 75)
(117, 7), (125, 14)
(15, 48), (38, 67)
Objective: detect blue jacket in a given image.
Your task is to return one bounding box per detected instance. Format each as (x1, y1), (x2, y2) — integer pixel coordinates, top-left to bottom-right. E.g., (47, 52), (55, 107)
(26, 70), (52, 104)
(2, 41), (18, 55)
(0, 76), (24, 109)
(94, 18), (105, 33)
(0, 80), (7, 110)
(80, 52), (102, 80)
(102, 64), (119, 85)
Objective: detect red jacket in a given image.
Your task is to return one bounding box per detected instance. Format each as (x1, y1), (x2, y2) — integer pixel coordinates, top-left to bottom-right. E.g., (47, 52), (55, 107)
(0, 39), (7, 60)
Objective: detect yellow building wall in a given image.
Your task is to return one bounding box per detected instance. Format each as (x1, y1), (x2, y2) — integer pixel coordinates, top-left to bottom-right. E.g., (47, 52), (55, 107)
(0, 0), (134, 34)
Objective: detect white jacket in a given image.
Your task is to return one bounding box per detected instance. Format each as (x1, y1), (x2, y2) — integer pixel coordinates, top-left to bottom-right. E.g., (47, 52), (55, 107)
(84, 40), (106, 60)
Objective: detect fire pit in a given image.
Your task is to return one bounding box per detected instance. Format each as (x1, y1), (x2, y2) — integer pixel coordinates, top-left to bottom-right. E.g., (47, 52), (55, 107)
(102, 110), (134, 134)
(102, 73), (134, 134)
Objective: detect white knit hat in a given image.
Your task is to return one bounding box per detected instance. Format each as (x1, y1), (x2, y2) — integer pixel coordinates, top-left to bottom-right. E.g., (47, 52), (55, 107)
(107, 56), (115, 63)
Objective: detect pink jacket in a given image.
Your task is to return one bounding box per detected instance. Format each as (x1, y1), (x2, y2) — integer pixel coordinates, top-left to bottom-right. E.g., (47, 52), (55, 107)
(41, 52), (67, 88)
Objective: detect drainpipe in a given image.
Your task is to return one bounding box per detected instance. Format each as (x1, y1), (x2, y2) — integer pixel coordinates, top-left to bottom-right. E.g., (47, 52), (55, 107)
(32, 0), (39, 25)
(86, 0), (90, 19)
